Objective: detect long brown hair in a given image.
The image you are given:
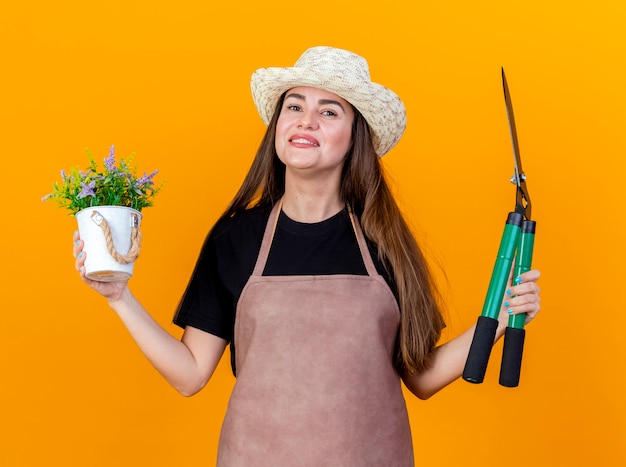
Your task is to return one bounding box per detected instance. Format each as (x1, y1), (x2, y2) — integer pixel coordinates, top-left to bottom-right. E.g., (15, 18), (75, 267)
(222, 94), (445, 375)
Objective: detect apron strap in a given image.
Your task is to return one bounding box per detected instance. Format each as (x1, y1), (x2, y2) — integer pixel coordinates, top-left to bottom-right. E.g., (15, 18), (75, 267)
(251, 198), (283, 277)
(347, 207), (379, 277)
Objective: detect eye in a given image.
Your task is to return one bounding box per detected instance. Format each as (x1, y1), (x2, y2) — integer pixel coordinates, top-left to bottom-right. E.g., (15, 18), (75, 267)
(321, 109), (338, 117)
(286, 104), (302, 112)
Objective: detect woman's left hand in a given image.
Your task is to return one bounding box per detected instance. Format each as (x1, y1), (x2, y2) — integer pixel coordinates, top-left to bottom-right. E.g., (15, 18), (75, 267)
(501, 269), (541, 325)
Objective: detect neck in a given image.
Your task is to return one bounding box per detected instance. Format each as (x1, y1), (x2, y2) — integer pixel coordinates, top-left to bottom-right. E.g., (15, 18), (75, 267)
(282, 176), (343, 223)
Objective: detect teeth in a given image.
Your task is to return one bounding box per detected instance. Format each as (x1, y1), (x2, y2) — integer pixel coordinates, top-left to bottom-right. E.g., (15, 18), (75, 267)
(291, 138), (317, 145)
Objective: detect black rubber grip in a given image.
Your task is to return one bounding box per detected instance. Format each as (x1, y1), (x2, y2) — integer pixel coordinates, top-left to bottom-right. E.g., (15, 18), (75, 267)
(463, 316), (499, 384)
(499, 326), (526, 387)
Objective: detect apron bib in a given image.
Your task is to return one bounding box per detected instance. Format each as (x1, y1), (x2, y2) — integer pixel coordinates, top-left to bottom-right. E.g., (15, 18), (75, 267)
(217, 201), (414, 466)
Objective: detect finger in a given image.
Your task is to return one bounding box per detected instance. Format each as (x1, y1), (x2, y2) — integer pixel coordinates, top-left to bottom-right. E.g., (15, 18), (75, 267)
(518, 269), (540, 283)
(506, 270), (539, 293)
(77, 251), (95, 285)
(508, 281), (540, 298)
(78, 263), (93, 285)
(504, 294), (540, 320)
(73, 232), (83, 258)
(506, 297), (540, 314)
(503, 269), (542, 324)
(505, 286), (540, 309)
(73, 240), (82, 258)
(506, 287), (541, 305)
(75, 249), (86, 272)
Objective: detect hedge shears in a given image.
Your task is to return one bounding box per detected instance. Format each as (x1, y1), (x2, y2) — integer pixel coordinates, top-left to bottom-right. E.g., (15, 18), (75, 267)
(462, 68), (536, 388)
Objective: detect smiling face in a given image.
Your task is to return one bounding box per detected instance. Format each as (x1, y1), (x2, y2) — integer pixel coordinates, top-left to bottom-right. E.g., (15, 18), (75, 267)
(275, 87), (355, 182)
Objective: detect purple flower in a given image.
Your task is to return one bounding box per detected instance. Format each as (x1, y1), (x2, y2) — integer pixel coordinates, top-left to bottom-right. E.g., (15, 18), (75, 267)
(134, 170), (159, 187)
(60, 169), (67, 180)
(77, 180), (96, 198)
(104, 145), (116, 173)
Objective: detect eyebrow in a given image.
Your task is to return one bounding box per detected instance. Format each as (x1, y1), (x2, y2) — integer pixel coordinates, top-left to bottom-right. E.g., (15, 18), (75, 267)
(285, 92), (346, 113)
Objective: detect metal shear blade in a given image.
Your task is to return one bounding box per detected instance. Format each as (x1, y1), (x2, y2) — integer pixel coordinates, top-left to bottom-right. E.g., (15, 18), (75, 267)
(502, 68), (532, 220)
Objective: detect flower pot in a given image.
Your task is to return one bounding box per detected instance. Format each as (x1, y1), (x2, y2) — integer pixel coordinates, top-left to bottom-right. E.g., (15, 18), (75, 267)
(75, 206), (142, 282)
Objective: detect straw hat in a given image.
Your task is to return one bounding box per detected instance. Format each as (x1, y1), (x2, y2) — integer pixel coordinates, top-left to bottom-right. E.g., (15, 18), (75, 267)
(250, 46), (406, 156)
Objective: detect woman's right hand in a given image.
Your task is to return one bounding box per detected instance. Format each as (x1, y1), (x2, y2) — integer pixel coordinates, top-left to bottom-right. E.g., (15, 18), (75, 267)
(73, 230), (130, 303)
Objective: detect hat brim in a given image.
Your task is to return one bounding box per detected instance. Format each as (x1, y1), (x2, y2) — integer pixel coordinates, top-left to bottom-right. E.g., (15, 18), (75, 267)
(251, 66), (406, 156)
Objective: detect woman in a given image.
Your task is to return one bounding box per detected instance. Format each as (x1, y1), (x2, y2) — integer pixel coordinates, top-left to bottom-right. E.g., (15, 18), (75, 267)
(73, 46), (541, 466)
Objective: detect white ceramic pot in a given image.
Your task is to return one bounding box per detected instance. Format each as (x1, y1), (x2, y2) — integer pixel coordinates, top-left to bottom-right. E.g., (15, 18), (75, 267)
(75, 206), (142, 282)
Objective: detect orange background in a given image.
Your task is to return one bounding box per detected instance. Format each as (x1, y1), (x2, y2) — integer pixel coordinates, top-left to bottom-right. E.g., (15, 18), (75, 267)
(1, 1), (624, 466)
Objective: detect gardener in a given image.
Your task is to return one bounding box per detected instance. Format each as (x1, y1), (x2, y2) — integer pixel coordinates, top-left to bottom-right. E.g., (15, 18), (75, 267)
(73, 46), (541, 466)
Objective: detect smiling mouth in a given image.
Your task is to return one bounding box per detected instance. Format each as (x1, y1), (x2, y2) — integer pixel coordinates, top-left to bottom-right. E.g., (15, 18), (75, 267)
(290, 138), (319, 147)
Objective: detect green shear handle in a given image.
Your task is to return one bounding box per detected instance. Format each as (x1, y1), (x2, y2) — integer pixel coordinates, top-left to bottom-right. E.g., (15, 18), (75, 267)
(462, 68), (536, 387)
(499, 219), (535, 387)
(462, 212), (523, 384)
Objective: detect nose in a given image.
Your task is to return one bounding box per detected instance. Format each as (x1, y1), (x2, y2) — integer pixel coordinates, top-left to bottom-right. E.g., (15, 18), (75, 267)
(297, 110), (318, 130)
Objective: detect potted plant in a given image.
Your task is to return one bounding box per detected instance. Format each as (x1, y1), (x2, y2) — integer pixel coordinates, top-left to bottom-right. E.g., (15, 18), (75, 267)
(43, 145), (163, 281)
